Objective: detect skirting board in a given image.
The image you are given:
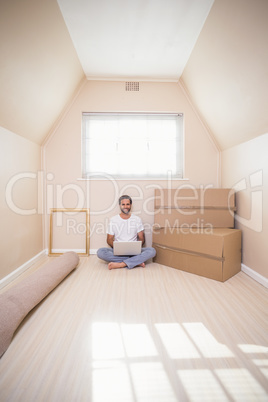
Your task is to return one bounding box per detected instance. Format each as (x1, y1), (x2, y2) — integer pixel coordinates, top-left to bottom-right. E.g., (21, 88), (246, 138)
(0, 250), (47, 290)
(46, 248), (97, 255)
(241, 263), (268, 288)
(51, 249), (86, 254)
(1, 252), (266, 290)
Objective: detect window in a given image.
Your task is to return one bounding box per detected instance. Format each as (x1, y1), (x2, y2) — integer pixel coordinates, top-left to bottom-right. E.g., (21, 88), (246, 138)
(82, 113), (183, 179)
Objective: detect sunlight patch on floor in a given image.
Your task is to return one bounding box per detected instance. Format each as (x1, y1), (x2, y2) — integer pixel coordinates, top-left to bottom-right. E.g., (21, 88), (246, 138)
(90, 322), (268, 401)
(183, 322), (234, 358)
(130, 362), (177, 402)
(178, 369), (228, 401)
(155, 323), (200, 359)
(121, 324), (158, 357)
(238, 344), (268, 354)
(92, 323), (125, 359)
(215, 368), (268, 401)
(92, 360), (134, 402)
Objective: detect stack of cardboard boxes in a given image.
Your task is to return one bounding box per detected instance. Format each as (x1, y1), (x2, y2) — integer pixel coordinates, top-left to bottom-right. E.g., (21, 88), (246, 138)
(152, 188), (242, 282)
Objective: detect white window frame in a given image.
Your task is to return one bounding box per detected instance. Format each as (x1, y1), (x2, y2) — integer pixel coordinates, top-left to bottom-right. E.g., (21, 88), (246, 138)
(81, 112), (184, 179)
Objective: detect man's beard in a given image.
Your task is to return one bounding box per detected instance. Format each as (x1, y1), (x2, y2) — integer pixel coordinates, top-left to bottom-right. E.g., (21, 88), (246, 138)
(121, 207), (130, 215)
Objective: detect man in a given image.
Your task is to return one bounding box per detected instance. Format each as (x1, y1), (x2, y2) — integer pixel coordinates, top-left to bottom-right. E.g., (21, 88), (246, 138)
(97, 195), (156, 270)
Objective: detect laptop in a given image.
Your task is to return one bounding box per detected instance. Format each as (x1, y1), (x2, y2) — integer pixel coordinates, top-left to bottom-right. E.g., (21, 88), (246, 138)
(113, 241), (142, 256)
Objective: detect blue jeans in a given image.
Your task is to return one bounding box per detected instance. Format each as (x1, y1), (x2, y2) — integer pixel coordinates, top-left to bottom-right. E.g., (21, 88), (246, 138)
(97, 247), (156, 269)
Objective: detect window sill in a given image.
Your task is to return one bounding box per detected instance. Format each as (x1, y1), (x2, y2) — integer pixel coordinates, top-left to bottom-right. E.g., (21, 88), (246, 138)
(77, 177), (189, 181)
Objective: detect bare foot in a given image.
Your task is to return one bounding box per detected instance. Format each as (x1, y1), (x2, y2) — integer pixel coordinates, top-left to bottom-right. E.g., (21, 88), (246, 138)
(108, 262), (127, 270)
(139, 263), (146, 268)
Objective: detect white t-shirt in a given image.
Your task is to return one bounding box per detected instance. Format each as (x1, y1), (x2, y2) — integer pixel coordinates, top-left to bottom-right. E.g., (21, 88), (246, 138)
(107, 214), (144, 242)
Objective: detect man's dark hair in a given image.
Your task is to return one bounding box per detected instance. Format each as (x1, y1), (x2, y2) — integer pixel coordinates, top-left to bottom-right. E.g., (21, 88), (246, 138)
(119, 195), (132, 205)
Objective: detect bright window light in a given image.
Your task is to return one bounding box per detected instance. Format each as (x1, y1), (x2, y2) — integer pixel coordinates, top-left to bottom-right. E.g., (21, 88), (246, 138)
(92, 360), (134, 402)
(178, 369), (228, 401)
(259, 368), (268, 381)
(121, 324), (158, 357)
(130, 362), (177, 401)
(82, 113), (183, 179)
(252, 359), (268, 367)
(252, 360), (268, 381)
(183, 323), (234, 358)
(215, 368), (268, 401)
(155, 323), (200, 359)
(238, 344), (268, 354)
(92, 323), (125, 359)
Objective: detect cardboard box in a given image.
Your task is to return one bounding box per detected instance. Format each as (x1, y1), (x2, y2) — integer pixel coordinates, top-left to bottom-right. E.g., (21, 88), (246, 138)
(154, 188), (236, 228)
(153, 227), (241, 282)
(155, 188), (235, 209)
(154, 208), (234, 228)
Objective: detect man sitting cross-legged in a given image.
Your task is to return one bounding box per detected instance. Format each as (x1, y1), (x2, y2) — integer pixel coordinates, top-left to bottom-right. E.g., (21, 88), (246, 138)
(97, 195), (156, 270)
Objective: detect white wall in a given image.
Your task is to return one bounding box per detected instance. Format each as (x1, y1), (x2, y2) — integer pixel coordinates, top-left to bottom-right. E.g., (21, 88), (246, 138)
(221, 133), (268, 279)
(0, 127), (43, 280)
(43, 80), (220, 252)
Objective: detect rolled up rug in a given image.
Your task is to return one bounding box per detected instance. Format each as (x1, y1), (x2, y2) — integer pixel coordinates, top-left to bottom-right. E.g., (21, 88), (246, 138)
(0, 251), (79, 357)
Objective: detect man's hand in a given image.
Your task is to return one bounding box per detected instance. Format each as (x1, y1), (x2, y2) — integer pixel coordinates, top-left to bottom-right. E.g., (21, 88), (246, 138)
(107, 234), (114, 248)
(137, 230), (145, 245)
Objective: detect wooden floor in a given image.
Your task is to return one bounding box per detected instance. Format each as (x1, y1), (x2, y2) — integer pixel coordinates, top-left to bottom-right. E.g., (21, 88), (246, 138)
(0, 255), (268, 402)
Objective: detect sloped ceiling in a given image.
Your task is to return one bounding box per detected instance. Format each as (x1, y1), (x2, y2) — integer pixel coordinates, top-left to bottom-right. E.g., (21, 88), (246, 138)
(181, 0), (268, 150)
(0, 0), (85, 145)
(0, 0), (267, 149)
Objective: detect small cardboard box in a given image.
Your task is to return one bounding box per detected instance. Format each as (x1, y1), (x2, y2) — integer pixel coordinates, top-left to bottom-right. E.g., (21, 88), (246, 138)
(154, 188), (236, 229)
(154, 188), (235, 208)
(154, 209), (234, 228)
(153, 227), (241, 282)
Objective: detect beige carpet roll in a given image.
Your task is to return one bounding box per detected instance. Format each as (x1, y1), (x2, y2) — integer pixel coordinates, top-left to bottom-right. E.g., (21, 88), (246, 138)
(0, 251), (79, 357)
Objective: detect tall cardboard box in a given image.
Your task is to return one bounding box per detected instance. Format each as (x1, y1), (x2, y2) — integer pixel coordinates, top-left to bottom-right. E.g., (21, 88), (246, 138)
(154, 188), (236, 228)
(153, 227), (241, 282)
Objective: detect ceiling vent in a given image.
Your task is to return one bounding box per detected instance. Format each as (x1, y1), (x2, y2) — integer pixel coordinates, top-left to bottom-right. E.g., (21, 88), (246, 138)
(125, 82), (139, 91)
